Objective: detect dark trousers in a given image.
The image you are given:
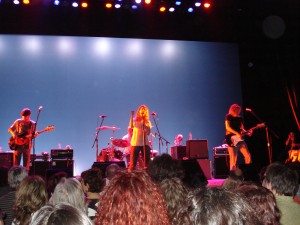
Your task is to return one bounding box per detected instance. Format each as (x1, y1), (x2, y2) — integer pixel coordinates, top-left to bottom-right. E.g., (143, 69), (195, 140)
(129, 145), (151, 171)
(14, 144), (31, 171)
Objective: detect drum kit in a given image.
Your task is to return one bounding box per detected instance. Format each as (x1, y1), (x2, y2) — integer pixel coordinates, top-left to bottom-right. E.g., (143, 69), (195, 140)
(96, 125), (158, 163)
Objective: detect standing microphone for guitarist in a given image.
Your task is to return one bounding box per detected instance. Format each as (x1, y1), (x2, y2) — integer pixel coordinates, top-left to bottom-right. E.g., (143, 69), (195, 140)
(225, 104), (252, 171)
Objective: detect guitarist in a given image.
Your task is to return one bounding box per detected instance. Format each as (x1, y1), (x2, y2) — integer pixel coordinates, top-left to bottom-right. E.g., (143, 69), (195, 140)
(225, 104), (252, 171)
(8, 108), (38, 171)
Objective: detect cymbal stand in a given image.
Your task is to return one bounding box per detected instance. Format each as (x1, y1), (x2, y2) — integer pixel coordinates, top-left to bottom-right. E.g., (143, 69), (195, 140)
(92, 117), (106, 162)
(151, 114), (170, 154)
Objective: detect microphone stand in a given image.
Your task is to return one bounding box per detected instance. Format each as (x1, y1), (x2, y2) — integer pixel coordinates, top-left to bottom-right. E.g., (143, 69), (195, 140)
(247, 109), (279, 164)
(151, 115), (170, 154)
(92, 117), (106, 162)
(32, 107), (42, 175)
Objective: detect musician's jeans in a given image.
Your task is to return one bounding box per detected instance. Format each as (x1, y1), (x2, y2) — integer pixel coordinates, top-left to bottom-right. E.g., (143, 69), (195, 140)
(14, 144), (31, 171)
(228, 141), (251, 170)
(129, 145), (151, 171)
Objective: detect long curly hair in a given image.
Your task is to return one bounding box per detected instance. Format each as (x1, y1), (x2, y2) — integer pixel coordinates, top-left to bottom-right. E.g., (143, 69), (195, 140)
(13, 176), (48, 225)
(95, 170), (170, 225)
(136, 105), (152, 127)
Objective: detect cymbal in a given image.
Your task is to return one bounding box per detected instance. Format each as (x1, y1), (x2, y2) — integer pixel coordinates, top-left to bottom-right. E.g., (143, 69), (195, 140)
(112, 139), (130, 148)
(98, 126), (120, 131)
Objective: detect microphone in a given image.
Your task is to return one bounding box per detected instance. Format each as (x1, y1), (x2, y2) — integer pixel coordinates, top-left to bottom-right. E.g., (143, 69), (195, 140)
(151, 112), (157, 116)
(99, 115), (107, 118)
(38, 106), (43, 111)
(245, 108), (252, 112)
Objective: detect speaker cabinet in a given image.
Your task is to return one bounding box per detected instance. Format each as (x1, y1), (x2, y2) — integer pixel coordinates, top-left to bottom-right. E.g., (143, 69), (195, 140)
(29, 161), (51, 178)
(51, 160), (74, 177)
(186, 140), (208, 159)
(92, 161), (126, 177)
(170, 146), (186, 159)
(197, 159), (212, 179)
(213, 155), (229, 179)
(0, 152), (13, 168)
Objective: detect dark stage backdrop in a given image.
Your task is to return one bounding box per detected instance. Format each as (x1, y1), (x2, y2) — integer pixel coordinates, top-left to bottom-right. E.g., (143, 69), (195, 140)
(0, 35), (242, 175)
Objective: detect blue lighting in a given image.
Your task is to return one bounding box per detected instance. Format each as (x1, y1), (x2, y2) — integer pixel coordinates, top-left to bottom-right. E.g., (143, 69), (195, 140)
(72, 2), (78, 7)
(188, 7), (193, 12)
(195, 2), (201, 7)
(132, 5), (137, 9)
(175, 1), (181, 6)
(54, 0), (60, 5)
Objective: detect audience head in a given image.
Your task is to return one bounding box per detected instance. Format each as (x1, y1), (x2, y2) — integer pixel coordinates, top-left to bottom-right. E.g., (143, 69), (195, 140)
(49, 177), (86, 213)
(222, 168), (244, 190)
(262, 162), (299, 196)
(47, 171), (69, 198)
(105, 163), (121, 180)
(81, 168), (103, 194)
(8, 165), (28, 189)
(188, 187), (261, 225)
(14, 176), (48, 225)
(159, 177), (191, 225)
(147, 153), (185, 183)
(95, 170), (170, 225)
(29, 203), (93, 225)
(235, 182), (280, 225)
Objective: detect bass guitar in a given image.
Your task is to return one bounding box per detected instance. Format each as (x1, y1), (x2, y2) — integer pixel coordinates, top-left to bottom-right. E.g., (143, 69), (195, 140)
(8, 125), (55, 150)
(225, 123), (265, 147)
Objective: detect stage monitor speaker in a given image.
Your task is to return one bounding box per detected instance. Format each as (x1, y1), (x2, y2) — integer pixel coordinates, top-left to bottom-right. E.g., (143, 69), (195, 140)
(180, 159), (208, 188)
(213, 155), (229, 179)
(170, 146), (186, 159)
(29, 161), (51, 178)
(196, 159), (212, 179)
(0, 152), (13, 169)
(92, 161), (126, 177)
(186, 140), (208, 159)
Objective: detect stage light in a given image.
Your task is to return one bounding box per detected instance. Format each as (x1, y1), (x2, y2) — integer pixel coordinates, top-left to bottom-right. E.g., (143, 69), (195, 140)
(115, 3), (121, 8)
(159, 6), (166, 12)
(13, 0), (20, 4)
(203, 2), (211, 8)
(72, 2), (78, 7)
(169, 7), (175, 12)
(135, 0), (141, 4)
(81, 2), (88, 7)
(175, 1), (181, 6)
(105, 2), (112, 8)
(145, 0), (151, 4)
(195, 2), (201, 7)
(54, 0), (60, 5)
(131, 4), (137, 9)
(23, 0), (30, 4)
(187, 7), (193, 12)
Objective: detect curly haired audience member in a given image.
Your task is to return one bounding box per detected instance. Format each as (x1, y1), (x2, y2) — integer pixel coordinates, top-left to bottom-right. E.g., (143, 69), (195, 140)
(236, 182), (280, 225)
(159, 177), (191, 225)
(95, 170), (170, 225)
(12, 176), (48, 225)
(188, 187), (261, 225)
(81, 168), (103, 221)
(29, 203), (93, 225)
(0, 166), (28, 225)
(222, 167), (244, 190)
(262, 162), (300, 225)
(49, 177), (86, 214)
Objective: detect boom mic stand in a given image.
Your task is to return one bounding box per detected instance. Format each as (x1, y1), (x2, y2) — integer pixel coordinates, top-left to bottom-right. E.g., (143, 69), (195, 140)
(246, 109), (279, 164)
(151, 114), (170, 154)
(92, 116), (106, 162)
(32, 106), (42, 175)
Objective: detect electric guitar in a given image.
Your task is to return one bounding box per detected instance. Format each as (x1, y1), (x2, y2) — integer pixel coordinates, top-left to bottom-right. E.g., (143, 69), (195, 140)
(8, 125), (55, 150)
(225, 123), (265, 147)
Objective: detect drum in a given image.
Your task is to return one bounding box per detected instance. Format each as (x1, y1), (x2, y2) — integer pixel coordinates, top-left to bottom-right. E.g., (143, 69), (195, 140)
(287, 149), (300, 163)
(114, 150), (123, 160)
(150, 150), (158, 158)
(98, 148), (111, 162)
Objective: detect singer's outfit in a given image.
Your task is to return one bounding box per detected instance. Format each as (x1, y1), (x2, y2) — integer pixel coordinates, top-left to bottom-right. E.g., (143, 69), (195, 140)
(9, 119), (35, 171)
(129, 119), (151, 171)
(225, 114), (251, 170)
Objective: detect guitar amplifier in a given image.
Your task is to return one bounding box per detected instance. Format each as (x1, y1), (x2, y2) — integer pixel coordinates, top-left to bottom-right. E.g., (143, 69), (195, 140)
(213, 147), (229, 156)
(51, 149), (73, 159)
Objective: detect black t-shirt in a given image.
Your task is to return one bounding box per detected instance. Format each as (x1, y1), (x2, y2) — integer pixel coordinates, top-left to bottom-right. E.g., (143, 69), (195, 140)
(225, 114), (243, 134)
